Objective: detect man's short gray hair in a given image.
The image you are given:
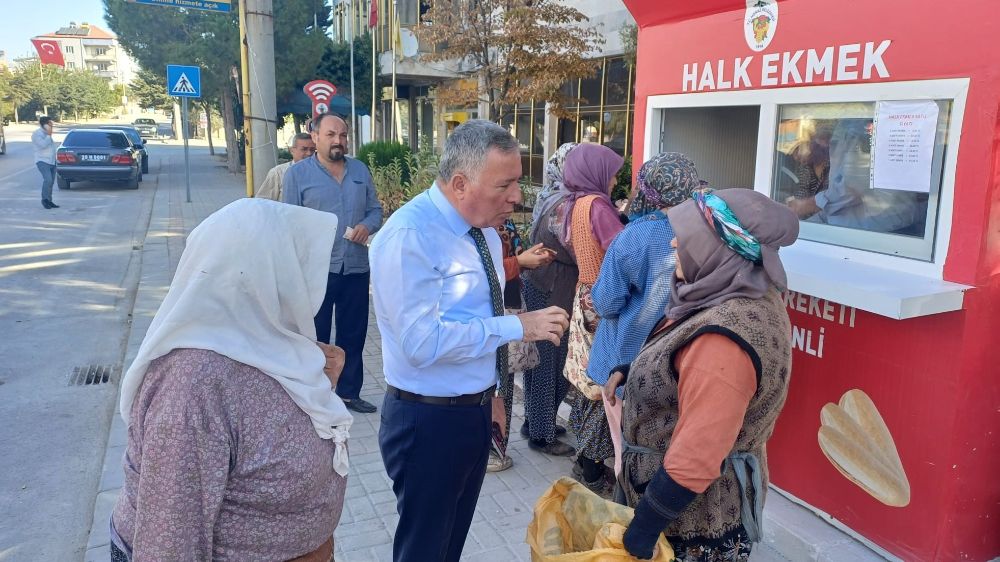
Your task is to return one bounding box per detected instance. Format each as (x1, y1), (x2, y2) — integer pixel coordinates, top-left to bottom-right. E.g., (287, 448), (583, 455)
(438, 119), (519, 183)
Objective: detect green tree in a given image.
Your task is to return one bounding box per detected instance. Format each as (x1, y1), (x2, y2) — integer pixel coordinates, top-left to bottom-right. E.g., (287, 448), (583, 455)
(105, 0), (334, 171)
(418, 0), (604, 121)
(129, 69), (173, 111)
(311, 33), (381, 117)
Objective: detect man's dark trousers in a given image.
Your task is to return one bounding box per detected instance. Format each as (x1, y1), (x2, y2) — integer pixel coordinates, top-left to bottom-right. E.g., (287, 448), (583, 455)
(378, 391), (491, 562)
(314, 269), (369, 400)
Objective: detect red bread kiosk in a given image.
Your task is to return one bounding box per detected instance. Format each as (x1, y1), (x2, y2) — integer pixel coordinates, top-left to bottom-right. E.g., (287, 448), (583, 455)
(621, 1), (999, 559)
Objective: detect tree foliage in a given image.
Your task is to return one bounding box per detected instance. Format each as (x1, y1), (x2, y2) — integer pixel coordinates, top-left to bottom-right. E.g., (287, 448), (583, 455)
(105, 0), (332, 118)
(129, 68), (174, 111)
(0, 62), (118, 120)
(417, 0), (604, 121)
(311, 33), (382, 117)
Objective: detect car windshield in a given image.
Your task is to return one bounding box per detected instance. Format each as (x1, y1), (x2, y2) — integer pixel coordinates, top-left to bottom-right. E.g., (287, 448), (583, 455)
(134, 119), (155, 125)
(63, 131), (130, 149)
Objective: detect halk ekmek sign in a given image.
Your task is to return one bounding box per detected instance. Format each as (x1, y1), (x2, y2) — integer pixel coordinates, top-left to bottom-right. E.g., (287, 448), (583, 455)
(681, 0), (891, 92)
(681, 40), (892, 92)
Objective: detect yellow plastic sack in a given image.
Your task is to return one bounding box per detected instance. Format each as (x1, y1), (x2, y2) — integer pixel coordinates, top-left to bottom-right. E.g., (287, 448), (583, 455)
(526, 477), (674, 562)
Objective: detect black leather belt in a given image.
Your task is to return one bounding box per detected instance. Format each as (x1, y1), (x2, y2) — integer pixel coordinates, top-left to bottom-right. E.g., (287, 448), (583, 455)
(386, 384), (492, 406)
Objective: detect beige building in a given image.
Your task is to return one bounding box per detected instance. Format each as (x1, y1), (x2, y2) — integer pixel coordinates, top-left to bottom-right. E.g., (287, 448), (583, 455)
(32, 22), (139, 89)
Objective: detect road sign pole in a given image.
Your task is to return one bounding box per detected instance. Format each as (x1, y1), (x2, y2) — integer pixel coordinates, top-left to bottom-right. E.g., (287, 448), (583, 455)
(182, 96), (191, 203)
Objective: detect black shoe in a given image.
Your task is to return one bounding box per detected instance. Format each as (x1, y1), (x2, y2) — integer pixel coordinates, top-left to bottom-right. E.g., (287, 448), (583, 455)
(48, 201), (59, 208)
(343, 397), (377, 413)
(572, 462), (615, 498)
(520, 420), (568, 438)
(41, 200), (53, 209)
(528, 438), (575, 457)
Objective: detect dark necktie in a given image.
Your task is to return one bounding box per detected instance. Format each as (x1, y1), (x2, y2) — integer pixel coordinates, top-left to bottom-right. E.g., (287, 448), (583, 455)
(468, 227), (508, 382)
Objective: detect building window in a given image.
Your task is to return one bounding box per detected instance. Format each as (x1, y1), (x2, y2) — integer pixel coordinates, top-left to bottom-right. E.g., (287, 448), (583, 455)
(65, 45), (74, 53)
(95, 47), (108, 56)
(66, 62), (76, 69)
(93, 63), (110, 71)
(555, 56), (636, 157)
(645, 79), (969, 275)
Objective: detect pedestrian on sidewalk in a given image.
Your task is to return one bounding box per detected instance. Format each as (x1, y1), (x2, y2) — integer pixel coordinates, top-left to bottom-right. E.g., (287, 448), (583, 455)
(32, 116), (58, 209)
(490, 218), (556, 472)
(283, 113), (383, 414)
(559, 143), (625, 496)
(370, 119), (570, 562)
(520, 142), (579, 457)
(256, 133), (316, 201)
(588, 153), (701, 403)
(604, 189), (798, 561)
(111, 199), (354, 561)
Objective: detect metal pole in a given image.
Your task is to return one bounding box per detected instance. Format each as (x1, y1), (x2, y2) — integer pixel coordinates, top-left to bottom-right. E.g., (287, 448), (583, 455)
(245, 0), (278, 195)
(391, 0), (398, 142)
(371, 12), (377, 143)
(239, 2), (254, 197)
(349, 0), (357, 151)
(182, 96), (191, 203)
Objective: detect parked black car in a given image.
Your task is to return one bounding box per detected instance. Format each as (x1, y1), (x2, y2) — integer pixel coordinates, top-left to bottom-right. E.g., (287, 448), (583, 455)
(56, 129), (142, 190)
(132, 118), (158, 139)
(99, 125), (149, 174)
(0, 120), (5, 155)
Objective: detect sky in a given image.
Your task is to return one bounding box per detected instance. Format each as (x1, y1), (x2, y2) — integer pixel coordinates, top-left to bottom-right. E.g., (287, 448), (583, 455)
(0, 0), (109, 61)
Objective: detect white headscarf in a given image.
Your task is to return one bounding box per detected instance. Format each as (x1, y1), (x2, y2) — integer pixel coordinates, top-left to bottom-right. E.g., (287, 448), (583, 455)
(119, 198), (353, 475)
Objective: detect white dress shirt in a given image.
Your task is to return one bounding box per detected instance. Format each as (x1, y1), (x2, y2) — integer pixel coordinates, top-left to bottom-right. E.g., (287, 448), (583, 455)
(369, 184), (524, 397)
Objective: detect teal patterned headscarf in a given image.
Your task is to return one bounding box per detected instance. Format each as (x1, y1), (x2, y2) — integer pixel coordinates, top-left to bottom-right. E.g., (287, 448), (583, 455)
(691, 189), (762, 264)
(666, 189), (799, 319)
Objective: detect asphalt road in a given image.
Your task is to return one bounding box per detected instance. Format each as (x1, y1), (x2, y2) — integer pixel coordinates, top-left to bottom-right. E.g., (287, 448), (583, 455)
(0, 123), (158, 561)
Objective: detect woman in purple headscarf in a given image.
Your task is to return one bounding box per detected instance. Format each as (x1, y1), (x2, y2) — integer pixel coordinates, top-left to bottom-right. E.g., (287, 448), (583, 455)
(558, 143), (626, 495)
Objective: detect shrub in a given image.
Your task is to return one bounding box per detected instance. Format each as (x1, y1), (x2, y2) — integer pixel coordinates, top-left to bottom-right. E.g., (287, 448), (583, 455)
(613, 154), (632, 203)
(365, 141), (440, 217)
(357, 141), (413, 184)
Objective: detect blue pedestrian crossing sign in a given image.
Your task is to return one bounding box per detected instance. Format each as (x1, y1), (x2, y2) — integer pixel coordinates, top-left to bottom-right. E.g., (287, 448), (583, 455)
(166, 65), (201, 98)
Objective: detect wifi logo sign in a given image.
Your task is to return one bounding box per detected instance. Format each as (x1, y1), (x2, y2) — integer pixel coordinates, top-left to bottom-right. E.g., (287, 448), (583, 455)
(304, 80), (337, 119)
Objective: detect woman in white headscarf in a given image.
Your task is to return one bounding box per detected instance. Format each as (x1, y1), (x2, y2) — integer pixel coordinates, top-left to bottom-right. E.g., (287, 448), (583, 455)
(110, 199), (354, 562)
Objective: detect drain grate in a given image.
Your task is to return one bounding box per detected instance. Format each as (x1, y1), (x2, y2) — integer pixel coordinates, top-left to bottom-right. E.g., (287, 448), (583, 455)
(70, 364), (118, 386)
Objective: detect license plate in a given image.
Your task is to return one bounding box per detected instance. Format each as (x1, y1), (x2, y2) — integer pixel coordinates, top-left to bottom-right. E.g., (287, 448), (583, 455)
(81, 154), (106, 162)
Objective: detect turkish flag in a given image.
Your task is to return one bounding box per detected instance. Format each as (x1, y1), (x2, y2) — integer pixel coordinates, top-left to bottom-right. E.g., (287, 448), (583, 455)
(368, 0), (378, 28)
(31, 39), (65, 67)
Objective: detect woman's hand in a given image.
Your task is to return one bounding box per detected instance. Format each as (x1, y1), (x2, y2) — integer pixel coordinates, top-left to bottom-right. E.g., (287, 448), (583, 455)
(516, 243), (556, 270)
(603, 371), (625, 406)
(316, 342), (346, 389)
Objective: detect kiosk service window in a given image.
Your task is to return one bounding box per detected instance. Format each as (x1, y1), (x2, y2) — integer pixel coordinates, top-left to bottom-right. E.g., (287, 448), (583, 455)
(645, 79), (970, 319)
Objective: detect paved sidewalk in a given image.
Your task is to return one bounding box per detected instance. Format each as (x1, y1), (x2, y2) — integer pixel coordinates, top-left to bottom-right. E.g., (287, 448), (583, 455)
(83, 146), (877, 561)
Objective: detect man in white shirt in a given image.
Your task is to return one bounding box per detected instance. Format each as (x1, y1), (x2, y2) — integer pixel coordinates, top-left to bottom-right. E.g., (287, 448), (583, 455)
(32, 116), (58, 209)
(370, 119), (569, 562)
(255, 132), (316, 201)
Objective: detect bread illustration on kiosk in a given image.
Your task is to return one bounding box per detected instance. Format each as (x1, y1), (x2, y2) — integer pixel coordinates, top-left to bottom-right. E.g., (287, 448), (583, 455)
(817, 389), (911, 507)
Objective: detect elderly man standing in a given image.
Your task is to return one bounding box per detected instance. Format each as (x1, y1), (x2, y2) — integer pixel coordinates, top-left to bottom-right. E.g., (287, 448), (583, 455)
(370, 119), (570, 562)
(283, 113), (382, 414)
(256, 132), (316, 201)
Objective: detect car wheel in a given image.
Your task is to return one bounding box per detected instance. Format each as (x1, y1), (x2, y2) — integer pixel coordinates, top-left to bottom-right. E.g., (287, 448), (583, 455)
(141, 157), (149, 174)
(57, 176), (71, 190)
(0, 139), (6, 155)
(127, 173), (140, 190)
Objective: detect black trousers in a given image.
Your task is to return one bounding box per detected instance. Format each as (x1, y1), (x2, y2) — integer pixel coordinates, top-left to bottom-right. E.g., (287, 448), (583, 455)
(314, 270), (369, 400)
(378, 392), (491, 562)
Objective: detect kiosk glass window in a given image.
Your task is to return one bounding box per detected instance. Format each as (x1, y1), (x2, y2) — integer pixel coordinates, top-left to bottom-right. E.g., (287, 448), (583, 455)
(771, 100), (952, 261)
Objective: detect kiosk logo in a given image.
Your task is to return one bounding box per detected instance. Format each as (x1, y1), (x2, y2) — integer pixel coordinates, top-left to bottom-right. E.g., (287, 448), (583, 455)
(744, 0), (778, 52)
